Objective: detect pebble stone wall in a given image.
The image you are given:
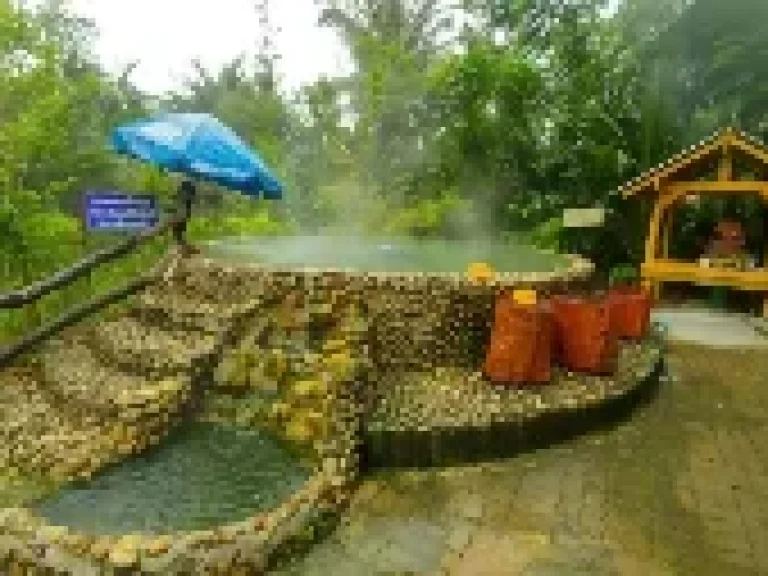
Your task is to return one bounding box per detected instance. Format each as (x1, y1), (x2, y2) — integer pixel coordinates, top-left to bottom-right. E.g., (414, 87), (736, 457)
(0, 252), (598, 574)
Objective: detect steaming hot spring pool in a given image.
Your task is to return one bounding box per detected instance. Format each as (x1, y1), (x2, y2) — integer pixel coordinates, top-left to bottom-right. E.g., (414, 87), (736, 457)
(202, 235), (566, 273)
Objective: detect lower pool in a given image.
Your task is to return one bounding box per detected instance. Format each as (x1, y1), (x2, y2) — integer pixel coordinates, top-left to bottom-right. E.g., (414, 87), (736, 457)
(33, 421), (311, 535)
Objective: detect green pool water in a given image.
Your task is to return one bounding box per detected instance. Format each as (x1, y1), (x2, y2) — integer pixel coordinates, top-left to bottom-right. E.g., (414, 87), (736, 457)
(33, 421), (311, 535)
(204, 235), (564, 273)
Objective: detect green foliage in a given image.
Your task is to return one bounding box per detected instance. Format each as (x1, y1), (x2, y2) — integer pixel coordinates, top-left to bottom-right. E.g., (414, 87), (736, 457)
(382, 192), (469, 238)
(5, 0), (768, 345)
(528, 217), (564, 251)
(609, 263), (639, 287)
(648, 0), (768, 136)
(187, 211), (293, 241)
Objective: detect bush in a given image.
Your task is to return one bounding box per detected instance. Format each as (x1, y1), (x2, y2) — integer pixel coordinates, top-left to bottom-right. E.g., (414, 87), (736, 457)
(528, 216), (563, 251)
(5, 211), (83, 285)
(383, 192), (468, 238)
(187, 210), (293, 241)
(0, 209), (169, 344)
(609, 263), (639, 286)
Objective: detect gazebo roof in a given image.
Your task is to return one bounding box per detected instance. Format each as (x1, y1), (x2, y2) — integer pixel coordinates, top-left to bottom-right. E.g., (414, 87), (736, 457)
(619, 126), (768, 198)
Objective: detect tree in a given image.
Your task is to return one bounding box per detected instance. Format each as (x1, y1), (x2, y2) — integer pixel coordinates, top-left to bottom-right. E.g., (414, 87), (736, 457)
(318, 0), (446, 205)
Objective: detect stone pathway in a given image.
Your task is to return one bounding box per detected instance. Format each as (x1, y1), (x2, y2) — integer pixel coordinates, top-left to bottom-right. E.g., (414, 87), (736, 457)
(652, 306), (768, 348)
(276, 341), (768, 575)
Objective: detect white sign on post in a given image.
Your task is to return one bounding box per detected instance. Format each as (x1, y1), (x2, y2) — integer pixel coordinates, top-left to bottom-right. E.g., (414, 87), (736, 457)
(562, 207), (605, 228)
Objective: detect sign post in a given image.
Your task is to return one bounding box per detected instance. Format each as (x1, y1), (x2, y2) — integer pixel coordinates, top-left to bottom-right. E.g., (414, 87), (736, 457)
(561, 207), (606, 257)
(84, 192), (159, 232)
(82, 192), (160, 292)
(562, 207), (606, 229)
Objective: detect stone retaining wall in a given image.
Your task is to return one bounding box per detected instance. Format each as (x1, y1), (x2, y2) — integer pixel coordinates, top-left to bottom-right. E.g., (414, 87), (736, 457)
(0, 373), (191, 485)
(0, 465), (351, 574)
(0, 252), (593, 574)
(184, 253), (591, 467)
(187, 252), (592, 393)
(364, 341), (664, 468)
(0, 354), (361, 574)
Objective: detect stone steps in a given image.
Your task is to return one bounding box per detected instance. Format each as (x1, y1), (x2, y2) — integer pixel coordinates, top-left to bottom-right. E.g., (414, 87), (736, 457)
(153, 255), (271, 303)
(0, 370), (188, 482)
(40, 340), (189, 421)
(0, 377), (107, 478)
(88, 317), (219, 378)
(0, 253), (274, 484)
(129, 289), (264, 335)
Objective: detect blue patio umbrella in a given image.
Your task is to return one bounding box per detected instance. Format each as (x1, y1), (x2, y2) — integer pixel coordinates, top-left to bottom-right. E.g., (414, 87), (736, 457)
(111, 112), (284, 199)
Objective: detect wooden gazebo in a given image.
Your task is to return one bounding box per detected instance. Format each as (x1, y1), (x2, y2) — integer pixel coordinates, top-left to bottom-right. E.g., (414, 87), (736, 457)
(620, 126), (768, 317)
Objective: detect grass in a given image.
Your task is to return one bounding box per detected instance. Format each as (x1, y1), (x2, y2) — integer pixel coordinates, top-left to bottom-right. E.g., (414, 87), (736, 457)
(0, 232), (170, 349)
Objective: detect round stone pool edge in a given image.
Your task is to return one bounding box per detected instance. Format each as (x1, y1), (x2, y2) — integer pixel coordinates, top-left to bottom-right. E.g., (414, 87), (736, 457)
(362, 341), (664, 469)
(0, 457), (357, 574)
(196, 251), (594, 289)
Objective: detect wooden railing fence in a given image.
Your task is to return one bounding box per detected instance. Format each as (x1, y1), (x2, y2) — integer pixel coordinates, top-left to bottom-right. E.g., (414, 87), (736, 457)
(0, 217), (184, 366)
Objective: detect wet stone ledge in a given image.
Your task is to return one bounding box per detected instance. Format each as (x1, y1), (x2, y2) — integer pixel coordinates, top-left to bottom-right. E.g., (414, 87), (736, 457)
(363, 340), (663, 468)
(0, 462), (354, 575)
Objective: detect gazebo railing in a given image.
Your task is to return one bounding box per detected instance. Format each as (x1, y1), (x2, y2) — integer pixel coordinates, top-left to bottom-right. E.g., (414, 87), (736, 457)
(642, 258), (768, 291)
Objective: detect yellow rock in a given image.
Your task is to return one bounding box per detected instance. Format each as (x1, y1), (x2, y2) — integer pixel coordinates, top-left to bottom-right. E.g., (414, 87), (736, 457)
(37, 524), (68, 544)
(61, 532), (90, 555)
(144, 535), (172, 556)
(109, 545), (138, 567)
(321, 352), (354, 380)
(284, 418), (313, 445)
(270, 402), (290, 421)
(114, 388), (135, 406)
(322, 339), (348, 353)
(467, 262), (495, 282)
(291, 379), (327, 398)
(109, 534), (143, 567)
(213, 528), (235, 545)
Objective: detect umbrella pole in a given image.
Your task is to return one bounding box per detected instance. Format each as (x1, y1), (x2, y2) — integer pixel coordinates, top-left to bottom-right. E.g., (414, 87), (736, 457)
(174, 180), (198, 255)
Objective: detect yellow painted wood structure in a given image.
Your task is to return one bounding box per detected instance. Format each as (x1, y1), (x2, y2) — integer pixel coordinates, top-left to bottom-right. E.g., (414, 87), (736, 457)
(620, 127), (768, 317)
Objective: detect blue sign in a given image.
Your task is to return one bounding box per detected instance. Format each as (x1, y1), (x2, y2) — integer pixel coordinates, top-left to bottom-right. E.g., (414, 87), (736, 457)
(84, 192), (159, 231)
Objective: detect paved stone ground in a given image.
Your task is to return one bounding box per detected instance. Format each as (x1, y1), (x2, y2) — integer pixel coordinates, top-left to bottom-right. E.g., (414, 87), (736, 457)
(276, 341), (768, 575)
(652, 307), (768, 348)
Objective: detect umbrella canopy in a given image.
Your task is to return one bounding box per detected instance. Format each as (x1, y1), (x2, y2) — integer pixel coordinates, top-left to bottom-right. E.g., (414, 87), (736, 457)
(111, 112), (284, 199)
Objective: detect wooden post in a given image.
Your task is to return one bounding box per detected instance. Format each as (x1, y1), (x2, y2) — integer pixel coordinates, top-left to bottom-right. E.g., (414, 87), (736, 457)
(661, 211), (672, 259)
(759, 190), (768, 318)
(718, 142), (733, 182)
(80, 192), (92, 295)
(763, 295), (768, 319)
(643, 193), (666, 296)
(657, 210), (674, 302)
(764, 212), (768, 319)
